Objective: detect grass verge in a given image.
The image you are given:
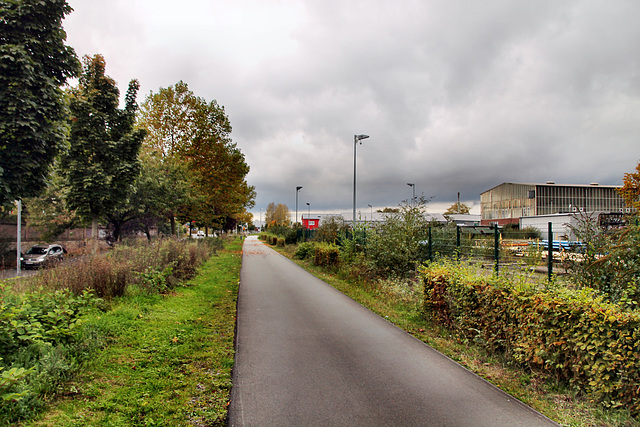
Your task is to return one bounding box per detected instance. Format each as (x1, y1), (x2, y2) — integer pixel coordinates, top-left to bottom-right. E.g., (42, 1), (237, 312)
(275, 243), (637, 427)
(20, 238), (243, 427)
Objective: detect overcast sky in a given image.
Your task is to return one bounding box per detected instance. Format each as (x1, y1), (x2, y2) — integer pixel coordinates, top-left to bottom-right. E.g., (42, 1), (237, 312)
(63, 0), (640, 218)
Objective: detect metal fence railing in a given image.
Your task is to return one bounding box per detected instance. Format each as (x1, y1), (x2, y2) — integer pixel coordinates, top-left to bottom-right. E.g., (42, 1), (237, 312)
(285, 222), (571, 281)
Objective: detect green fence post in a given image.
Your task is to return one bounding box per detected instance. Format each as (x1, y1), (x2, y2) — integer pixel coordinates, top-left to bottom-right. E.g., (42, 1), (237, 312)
(548, 222), (553, 282)
(494, 224), (499, 275)
(456, 226), (461, 261)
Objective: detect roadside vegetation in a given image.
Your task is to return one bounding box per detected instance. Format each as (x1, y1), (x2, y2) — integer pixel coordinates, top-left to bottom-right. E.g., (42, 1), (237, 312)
(1, 236), (238, 426)
(263, 184), (640, 426)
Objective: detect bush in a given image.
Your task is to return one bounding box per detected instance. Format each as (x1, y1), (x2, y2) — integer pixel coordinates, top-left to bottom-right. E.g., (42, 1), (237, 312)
(366, 200), (431, 276)
(0, 287), (103, 423)
(313, 243), (340, 267)
(294, 242), (315, 260)
(277, 238), (285, 247)
(284, 229), (298, 245)
(422, 261), (640, 416)
(565, 214), (640, 308)
(313, 215), (347, 244)
(21, 237), (219, 299)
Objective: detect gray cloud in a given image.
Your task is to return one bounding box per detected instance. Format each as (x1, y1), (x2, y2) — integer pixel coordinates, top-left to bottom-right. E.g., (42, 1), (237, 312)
(64, 0), (640, 217)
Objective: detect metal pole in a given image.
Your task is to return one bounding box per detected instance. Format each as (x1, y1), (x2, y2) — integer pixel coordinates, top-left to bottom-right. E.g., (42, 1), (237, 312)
(296, 186), (302, 225)
(353, 134), (369, 226)
(428, 226), (432, 261)
(456, 225), (461, 261)
(407, 183), (415, 206)
(16, 199), (21, 276)
(548, 222), (553, 282)
(494, 224), (499, 275)
(353, 135), (357, 225)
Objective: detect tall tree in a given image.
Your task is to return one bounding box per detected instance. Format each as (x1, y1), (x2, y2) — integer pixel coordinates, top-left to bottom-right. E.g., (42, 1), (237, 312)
(139, 81), (255, 231)
(0, 0), (79, 208)
(265, 202), (290, 227)
(62, 54), (145, 239)
(23, 163), (77, 241)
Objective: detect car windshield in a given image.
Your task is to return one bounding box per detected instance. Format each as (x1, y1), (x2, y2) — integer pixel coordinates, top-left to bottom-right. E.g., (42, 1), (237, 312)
(26, 247), (48, 255)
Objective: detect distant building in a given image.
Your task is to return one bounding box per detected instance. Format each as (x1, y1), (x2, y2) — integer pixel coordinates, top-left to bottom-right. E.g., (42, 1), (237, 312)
(520, 213), (580, 241)
(480, 182), (628, 226)
(445, 214), (481, 227)
(301, 215), (321, 230)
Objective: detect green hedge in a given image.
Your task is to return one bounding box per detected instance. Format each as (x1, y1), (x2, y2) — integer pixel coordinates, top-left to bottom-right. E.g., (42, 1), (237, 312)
(422, 262), (640, 416)
(313, 243), (340, 267)
(294, 242), (315, 260)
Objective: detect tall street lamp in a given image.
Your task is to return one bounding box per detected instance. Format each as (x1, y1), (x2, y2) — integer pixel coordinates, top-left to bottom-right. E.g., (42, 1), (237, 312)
(353, 134), (370, 225)
(407, 183), (415, 206)
(306, 202), (310, 221)
(368, 204), (373, 221)
(296, 186), (303, 224)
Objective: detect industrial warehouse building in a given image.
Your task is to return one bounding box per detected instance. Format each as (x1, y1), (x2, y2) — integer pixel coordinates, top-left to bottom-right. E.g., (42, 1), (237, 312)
(480, 182), (629, 226)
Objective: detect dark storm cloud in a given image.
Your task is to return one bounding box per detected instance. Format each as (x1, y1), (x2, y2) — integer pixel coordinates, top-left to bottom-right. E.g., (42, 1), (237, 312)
(64, 0), (640, 216)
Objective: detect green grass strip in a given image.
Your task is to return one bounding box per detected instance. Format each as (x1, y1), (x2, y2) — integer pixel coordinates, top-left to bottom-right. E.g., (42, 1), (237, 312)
(24, 239), (243, 427)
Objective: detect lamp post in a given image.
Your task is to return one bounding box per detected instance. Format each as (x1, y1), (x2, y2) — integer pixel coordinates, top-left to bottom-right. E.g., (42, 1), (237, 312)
(353, 134), (370, 225)
(368, 204), (373, 221)
(296, 186), (303, 225)
(407, 183), (415, 207)
(306, 202), (310, 220)
(16, 199), (21, 277)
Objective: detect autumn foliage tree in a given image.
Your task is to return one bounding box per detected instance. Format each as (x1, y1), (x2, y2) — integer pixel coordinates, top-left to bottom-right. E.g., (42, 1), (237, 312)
(264, 202), (290, 227)
(138, 81), (254, 231)
(444, 202), (471, 215)
(618, 160), (640, 214)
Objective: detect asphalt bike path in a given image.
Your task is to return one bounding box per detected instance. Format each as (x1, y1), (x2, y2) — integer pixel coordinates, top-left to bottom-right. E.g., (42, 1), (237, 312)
(228, 236), (558, 426)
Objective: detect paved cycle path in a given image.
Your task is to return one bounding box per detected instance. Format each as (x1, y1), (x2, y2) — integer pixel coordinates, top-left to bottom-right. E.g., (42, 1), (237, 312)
(228, 236), (558, 426)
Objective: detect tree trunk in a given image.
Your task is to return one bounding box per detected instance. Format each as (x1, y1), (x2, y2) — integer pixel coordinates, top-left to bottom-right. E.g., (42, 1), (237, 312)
(91, 216), (99, 254)
(92, 216), (99, 240)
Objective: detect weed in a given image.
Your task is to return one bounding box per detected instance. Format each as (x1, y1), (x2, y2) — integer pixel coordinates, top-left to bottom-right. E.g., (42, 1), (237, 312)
(18, 238), (241, 426)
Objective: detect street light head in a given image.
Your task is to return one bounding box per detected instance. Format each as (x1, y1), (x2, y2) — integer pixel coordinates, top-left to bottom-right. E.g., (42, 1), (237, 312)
(355, 134), (370, 142)
(296, 186), (303, 191)
(306, 202), (310, 206)
(407, 183), (414, 187)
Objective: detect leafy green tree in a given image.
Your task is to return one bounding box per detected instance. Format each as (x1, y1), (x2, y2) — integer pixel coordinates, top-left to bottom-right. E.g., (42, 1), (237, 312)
(23, 164), (77, 241)
(366, 198), (431, 276)
(0, 0), (79, 208)
(119, 150), (187, 240)
(565, 211), (640, 308)
(62, 54), (145, 239)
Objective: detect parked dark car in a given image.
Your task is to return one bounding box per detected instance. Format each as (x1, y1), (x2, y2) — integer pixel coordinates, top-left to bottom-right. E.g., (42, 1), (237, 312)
(20, 244), (66, 270)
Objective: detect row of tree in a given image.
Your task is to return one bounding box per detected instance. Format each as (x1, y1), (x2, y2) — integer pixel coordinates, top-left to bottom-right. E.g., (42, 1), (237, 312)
(0, 0), (255, 241)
